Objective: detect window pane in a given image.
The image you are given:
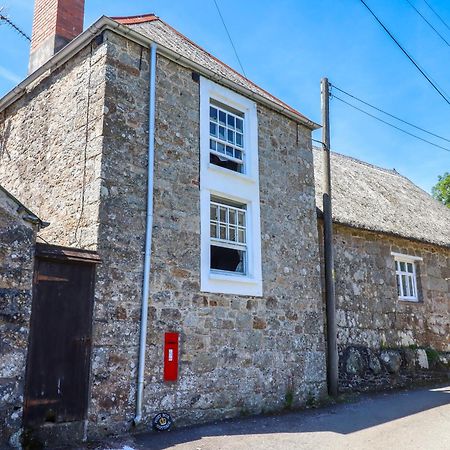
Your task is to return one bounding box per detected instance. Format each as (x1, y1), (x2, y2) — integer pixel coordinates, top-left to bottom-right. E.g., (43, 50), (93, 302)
(236, 118), (243, 132)
(236, 133), (243, 147)
(238, 211), (245, 226)
(226, 146), (233, 157)
(400, 262), (406, 272)
(210, 223), (217, 238)
(227, 129), (235, 144)
(210, 122), (217, 137)
(238, 228), (245, 243)
(219, 207), (226, 222)
(219, 110), (226, 125)
(229, 209), (236, 224)
(396, 274), (402, 296)
(210, 106), (218, 121)
(210, 245), (245, 274)
(220, 225), (227, 240)
(408, 276), (415, 297)
(402, 275), (408, 296)
(395, 260), (399, 271)
(235, 149), (242, 160)
(229, 227), (236, 242)
(407, 263), (413, 273)
(227, 115), (235, 128)
(217, 142), (225, 154)
(210, 205), (216, 220)
(210, 139), (216, 151)
(219, 126), (226, 140)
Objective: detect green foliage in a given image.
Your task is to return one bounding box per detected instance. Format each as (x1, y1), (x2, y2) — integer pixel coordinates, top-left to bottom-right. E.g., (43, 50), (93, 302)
(284, 390), (294, 409)
(431, 172), (450, 207)
(306, 392), (318, 408)
(425, 348), (440, 366)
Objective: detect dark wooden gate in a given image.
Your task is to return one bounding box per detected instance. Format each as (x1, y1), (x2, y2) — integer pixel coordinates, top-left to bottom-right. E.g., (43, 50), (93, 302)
(23, 243), (100, 427)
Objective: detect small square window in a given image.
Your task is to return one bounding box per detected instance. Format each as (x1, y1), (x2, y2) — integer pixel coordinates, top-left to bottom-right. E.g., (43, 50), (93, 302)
(394, 255), (419, 302)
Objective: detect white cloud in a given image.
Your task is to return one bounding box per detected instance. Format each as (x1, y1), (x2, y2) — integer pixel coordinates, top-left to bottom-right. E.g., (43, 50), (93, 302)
(0, 66), (21, 84)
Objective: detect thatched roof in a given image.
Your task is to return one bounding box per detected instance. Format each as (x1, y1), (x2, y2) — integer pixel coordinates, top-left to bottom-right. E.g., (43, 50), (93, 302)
(313, 147), (450, 248)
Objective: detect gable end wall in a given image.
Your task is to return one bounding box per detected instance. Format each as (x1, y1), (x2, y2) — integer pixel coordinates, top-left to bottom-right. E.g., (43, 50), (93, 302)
(88, 31), (327, 436)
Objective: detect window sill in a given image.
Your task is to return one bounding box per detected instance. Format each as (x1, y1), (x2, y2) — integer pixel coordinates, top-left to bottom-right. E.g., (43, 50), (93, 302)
(201, 271), (263, 297)
(208, 163), (257, 185)
(209, 271), (259, 285)
(398, 297), (419, 303)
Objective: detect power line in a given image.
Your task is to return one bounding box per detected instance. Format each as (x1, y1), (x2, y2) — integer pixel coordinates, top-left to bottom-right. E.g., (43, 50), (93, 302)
(422, 0), (450, 33)
(212, 0), (247, 78)
(331, 93), (450, 153)
(331, 83), (450, 143)
(0, 10), (31, 41)
(405, 0), (450, 47)
(359, 0), (450, 106)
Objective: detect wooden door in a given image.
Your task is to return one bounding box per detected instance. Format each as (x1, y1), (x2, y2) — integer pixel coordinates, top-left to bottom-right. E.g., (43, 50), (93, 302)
(23, 244), (99, 426)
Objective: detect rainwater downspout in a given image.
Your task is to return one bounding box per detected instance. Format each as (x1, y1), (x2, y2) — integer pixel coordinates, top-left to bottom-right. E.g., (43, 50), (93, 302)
(135, 41), (157, 425)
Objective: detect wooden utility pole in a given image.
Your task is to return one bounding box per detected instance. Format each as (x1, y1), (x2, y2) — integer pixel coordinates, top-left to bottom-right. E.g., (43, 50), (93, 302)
(321, 77), (338, 397)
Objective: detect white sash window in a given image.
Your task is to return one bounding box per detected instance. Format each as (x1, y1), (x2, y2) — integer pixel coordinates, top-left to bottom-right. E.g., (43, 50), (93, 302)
(200, 78), (262, 297)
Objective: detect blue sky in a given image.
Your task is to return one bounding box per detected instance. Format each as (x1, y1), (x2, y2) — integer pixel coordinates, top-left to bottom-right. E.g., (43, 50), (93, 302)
(1, 0), (449, 193)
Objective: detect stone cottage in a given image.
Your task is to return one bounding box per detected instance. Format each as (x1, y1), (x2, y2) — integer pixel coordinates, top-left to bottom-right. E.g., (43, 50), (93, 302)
(0, 185), (45, 442)
(0, 0), (448, 446)
(0, 1), (326, 444)
(314, 148), (450, 390)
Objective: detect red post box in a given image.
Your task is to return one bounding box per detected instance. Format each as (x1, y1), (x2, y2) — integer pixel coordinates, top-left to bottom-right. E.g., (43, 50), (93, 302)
(163, 332), (179, 382)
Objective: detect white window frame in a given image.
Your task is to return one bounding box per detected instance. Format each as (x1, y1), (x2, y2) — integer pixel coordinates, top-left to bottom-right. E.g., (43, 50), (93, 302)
(200, 77), (262, 297)
(209, 102), (245, 172)
(391, 252), (422, 302)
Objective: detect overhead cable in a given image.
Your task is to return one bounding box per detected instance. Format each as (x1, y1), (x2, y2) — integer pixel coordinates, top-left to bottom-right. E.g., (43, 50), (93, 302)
(422, 0), (450, 33)
(331, 93), (450, 153)
(359, 0), (450, 105)
(0, 12), (31, 41)
(405, 0), (450, 47)
(212, 0), (247, 78)
(331, 84), (450, 143)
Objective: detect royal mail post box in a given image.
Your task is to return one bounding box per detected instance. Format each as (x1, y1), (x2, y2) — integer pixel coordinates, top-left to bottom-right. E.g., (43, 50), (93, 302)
(163, 332), (179, 382)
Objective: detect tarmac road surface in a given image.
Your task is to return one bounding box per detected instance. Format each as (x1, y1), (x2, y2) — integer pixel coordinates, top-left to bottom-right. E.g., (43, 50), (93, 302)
(92, 384), (450, 450)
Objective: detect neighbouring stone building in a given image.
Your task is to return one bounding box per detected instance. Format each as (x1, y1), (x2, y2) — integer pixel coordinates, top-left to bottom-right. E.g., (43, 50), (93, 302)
(0, 0), (448, 446)
(0, 185), (45, 443)
(314, 149), (450, 391)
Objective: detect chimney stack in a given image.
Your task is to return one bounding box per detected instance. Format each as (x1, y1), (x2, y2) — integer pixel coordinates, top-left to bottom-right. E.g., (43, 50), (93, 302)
(29, 0), (85, 74)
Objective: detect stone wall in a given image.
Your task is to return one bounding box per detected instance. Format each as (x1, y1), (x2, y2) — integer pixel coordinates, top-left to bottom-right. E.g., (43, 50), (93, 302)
(318, 221), (449, 390)
(0, 36), (106, 249)
(88, 31), (327, 437)
(0, 28), (327, 441)
(339, 344), (449, 392)
(0, 35), (107, 445)
(87, 31), (150, 437)
(332, 224), (449, 352)
(0, 189), (38, 445)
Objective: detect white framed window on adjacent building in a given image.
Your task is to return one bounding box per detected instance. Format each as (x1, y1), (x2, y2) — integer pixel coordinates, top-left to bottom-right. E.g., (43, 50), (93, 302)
(200, 77), (262, 297)
(391, 252), (422, 302)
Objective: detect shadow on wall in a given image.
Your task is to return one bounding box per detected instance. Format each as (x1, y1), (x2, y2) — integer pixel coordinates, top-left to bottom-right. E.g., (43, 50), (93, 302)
(127, 385), (450, 450)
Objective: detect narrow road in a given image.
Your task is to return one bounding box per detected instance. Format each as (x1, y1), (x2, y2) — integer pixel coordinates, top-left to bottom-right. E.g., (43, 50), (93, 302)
(98, 385), (450, 450)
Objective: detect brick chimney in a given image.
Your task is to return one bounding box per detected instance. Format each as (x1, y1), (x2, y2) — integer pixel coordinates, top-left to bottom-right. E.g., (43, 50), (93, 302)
(29, 0), (85, 74)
